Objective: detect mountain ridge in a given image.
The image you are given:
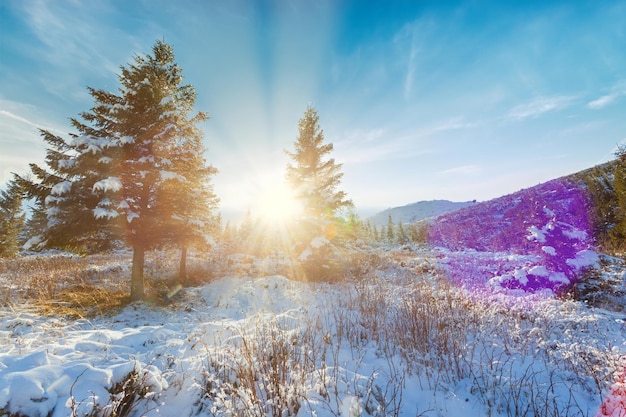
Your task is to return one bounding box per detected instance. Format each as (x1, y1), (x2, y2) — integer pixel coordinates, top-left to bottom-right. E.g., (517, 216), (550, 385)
(366, 199), (478, 227)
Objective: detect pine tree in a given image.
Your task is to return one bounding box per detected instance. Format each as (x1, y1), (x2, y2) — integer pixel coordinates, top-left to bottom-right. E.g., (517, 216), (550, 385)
(0, 176), (26, 257)
(285, 105), (353, 279)
(102, 40), (218, 299)
(21, 41), (217, 300)
(373, 222), (380, 241)
(397, 221), (406, 244)
(386, 214), (395, 243)
(285, 106), (352, 236)
(41, 128), (119, 252)
(151, 100), (219, 284)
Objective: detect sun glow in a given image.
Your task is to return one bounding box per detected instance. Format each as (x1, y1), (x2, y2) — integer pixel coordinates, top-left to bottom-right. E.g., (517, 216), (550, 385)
(252, 182), (303, 226)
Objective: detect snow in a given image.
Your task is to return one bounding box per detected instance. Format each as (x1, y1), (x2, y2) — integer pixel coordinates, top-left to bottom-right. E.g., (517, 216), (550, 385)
(563, 226), (588, 241)
(159, 170), (185, 182)
(0, 249), (624, 417)
(527, 225), (546, 243)
(92, 177), (122, 193)
(93, 207), (119, 219)
(70, 135), (112, 155)
(567, 249), (601, 270)
(57, 159), (75, 169)
(160, 96), (174, 106)
(50, 181), (71, 196)
(119, 136), (135, 145)
(126, 211), (139, 223)
(154, 123), (176, 139)
(22, 235), (45, 251)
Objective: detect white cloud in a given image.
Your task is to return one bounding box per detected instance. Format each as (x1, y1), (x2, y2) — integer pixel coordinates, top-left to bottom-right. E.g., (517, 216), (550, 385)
(506, 96), (575, 120)
(15, 0), (140, 102)
(438, 165), (482, 176)
(587, 94), (618, 109)
(394, 18), (436, 101)
(0, 102), (60, 186)
(0, 110), (41, 129)
(587, 80), (626, 109)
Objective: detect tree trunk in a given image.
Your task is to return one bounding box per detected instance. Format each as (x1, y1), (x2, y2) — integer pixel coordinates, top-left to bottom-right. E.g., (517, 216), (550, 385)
(179, 246), (187, 285)
(130, 244), (145, 301)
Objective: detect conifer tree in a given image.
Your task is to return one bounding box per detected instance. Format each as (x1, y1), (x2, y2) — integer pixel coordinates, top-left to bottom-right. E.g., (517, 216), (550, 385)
(20, 40), (217, 300)
(285, 106), (352, 235)
(102, 40), (217, 298)
(386, 214), (395, 243)
(610, 146), (626, 249)
(581, 164), (616, 250)
(38, 128), (118, 252)
(0, 176), (26, 257)
(397, 221), (406, 244)
(285, 105), (353, 279)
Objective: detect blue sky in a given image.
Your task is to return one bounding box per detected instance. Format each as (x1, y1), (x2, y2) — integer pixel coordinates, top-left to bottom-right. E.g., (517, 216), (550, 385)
(1, 0), (625, 219)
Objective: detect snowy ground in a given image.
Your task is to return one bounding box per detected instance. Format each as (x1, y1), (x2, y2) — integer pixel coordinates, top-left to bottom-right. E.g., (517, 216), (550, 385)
(1, 248), (625, 417)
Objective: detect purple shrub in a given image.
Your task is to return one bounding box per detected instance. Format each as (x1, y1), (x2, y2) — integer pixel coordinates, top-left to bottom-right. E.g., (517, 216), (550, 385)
(428, 179), (599, 294)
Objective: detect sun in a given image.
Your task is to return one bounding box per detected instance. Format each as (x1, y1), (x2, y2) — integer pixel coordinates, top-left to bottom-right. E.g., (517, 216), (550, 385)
(252, 182), (303, 226)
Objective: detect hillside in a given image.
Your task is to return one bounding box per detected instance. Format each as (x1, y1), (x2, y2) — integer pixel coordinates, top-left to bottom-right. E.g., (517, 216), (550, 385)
(367, 199), (477, 227)
(423, 161), (624, 294)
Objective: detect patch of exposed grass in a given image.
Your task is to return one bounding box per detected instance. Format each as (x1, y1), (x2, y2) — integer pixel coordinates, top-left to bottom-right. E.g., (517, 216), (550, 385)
(33, 284), (130, 319)
(0, 253), (130, 308)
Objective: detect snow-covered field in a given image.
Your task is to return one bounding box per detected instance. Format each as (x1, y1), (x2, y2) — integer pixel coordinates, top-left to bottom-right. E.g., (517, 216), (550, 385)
(1, 248), (625, 417)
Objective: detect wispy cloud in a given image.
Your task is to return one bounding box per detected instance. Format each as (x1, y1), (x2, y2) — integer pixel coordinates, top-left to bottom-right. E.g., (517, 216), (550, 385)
(335, 127), (438, 165)
(587, 94), (617, 109)
(426, 118), (483, 135)
(506, 96), (575, 120)
(0, 107), (64, 135)
(0, 110), (45, 131)
(0, 108), (50, 185)
(393, 18), (436, 101)
(438, 165), (482, 176)
(587, 81), (626, 109)
(16, 1), (142, 101)
(404, 27), (419, 101)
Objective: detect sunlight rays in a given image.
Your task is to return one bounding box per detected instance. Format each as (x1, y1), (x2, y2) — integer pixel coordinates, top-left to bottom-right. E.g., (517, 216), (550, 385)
(251, 181), (303, 227)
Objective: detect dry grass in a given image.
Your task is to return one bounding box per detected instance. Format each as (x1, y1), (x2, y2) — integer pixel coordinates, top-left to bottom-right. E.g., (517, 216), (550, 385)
(0, 252), (131, 317)
(33, 284), (130, 319)
(0, 250), (218, 318)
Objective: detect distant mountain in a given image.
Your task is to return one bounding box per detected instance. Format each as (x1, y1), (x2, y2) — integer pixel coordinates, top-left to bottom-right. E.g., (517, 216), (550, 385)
(367, 200), (478, 227)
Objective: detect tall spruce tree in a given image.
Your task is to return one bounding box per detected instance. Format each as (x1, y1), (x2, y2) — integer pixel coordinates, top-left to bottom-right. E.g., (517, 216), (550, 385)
(97, 40), (217, 299)
(21, 40), (217, 300)
(0, 176), (26, 257)
(285, 106), (352, 278)
(285, 106), (352, 228)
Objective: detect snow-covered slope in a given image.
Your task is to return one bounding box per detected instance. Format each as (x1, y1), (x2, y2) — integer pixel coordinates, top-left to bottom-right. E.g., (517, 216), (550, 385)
(427, 178), (598, 293)
(367, 199), (477, 227)
(1, 251), (624, 417)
